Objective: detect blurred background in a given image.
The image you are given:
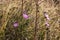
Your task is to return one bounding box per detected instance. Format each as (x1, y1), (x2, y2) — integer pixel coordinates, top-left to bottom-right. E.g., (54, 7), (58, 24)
(0, 0), (60, 40)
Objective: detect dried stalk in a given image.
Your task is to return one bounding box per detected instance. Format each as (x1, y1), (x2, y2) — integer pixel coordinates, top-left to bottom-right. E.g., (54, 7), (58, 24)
(34, 0), (39, 40)
(46, 27), (50, 40)
(44, 12), (50, 40)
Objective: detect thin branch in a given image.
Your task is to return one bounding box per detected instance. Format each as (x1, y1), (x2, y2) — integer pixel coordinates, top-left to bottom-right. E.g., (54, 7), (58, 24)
(34, 0), (39, 40)
(44, 12), (50, 40)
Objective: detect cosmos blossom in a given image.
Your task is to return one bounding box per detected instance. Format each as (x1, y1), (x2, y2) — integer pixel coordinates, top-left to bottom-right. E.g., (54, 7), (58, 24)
(13, 22), (19, 28)
(23, 13), (29, 19)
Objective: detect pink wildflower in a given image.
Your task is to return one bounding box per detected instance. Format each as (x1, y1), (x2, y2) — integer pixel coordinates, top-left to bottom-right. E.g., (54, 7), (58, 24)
(23, 13), (29, 19)
(44, 12), (50, 20)
(13, 22), (18, 28)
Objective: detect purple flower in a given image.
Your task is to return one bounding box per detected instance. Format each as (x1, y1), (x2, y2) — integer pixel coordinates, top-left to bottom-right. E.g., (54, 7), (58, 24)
(13, 22), (18, 28)
(23, 13), (29, 19)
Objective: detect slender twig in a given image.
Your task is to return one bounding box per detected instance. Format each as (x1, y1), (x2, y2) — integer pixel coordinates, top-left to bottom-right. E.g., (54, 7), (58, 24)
(44, 12), (50, 40)
(46, 27), (50, 40)
(34, 0), (39, 40)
